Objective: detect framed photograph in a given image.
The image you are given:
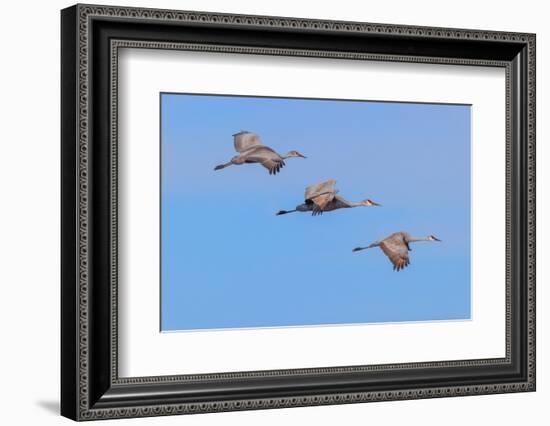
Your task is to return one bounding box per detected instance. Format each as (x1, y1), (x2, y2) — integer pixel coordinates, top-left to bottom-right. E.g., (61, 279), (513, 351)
(61, 4), (536, 421)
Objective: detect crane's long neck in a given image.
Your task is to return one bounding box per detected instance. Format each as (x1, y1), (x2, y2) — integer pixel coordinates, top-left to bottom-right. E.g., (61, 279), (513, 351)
(406, 236), (431, 243)
(330, 195), (359, 208)
(281, 152), (293, 159)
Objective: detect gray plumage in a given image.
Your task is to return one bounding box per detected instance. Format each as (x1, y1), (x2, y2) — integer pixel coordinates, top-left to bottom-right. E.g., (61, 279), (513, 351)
(214, 131), (306, 175)
(276, 179), (381, 216)
(353, 231), (441, 271)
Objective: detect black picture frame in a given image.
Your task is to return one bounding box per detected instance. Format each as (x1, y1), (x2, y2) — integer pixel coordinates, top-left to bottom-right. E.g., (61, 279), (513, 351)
(61, 3), (536, 421)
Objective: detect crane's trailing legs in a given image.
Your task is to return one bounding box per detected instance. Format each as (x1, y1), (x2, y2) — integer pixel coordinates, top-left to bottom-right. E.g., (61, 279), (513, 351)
(214, 161), (233, 170)
(276, 204), (311, 215)
(352, 242), (380, 252)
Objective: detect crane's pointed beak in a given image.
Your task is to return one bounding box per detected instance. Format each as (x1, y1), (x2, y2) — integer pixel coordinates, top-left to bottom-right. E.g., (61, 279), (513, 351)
(433, 236), (442, 242)
(298, 153), (307, 158)
(371, 201), (381, 206)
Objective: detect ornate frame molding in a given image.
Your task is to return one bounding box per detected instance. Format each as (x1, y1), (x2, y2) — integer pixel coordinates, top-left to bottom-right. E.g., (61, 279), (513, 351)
(61, 4), (535, 421)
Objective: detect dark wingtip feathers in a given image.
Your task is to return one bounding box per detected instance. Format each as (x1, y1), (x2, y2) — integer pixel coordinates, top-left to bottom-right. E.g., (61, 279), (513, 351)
(393, 259), (410, 272)
(267, 160), (285, 175)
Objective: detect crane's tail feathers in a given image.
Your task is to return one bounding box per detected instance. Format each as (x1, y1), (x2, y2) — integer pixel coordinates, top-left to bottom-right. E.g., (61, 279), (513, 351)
(276, 209), (297, 216)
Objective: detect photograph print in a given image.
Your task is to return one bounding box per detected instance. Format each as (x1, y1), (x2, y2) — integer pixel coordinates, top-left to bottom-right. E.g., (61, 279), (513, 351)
(160, 93), (471, 332)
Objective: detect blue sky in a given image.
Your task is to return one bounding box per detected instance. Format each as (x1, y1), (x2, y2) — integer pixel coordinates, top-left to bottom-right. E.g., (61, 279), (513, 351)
(160, 93), (471, 331)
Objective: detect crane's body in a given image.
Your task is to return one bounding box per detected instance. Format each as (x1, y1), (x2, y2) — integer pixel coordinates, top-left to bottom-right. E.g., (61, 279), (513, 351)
(276, 179), (380, 216)
(214, 131), (306, 175)
(353, 231), (441, 271)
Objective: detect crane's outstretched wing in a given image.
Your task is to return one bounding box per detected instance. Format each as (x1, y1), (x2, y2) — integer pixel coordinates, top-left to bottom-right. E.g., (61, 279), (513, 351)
(326, 195), (352, 210)
(305, 180), (337, 214)
(379, 234), (410, 271)
(260, 159), (285, 175)
(244, 146), (285, 175)
(233, 131), (263, 153)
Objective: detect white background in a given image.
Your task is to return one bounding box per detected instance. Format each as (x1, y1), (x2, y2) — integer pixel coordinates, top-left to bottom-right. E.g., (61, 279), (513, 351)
(119, 49), (505, 376)
(0, 0), (547, 425)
